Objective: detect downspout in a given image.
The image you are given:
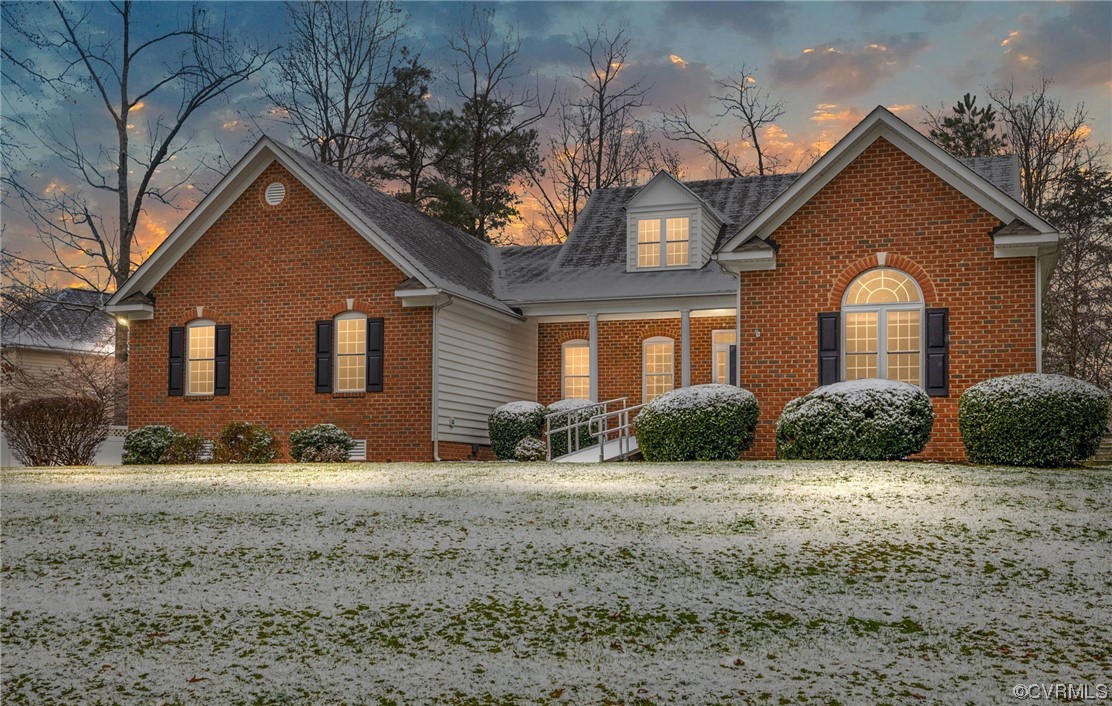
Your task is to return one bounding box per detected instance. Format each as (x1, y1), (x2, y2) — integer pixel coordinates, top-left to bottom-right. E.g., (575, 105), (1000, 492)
(735, 272), (743, 385)
(431, 295), (455, 461)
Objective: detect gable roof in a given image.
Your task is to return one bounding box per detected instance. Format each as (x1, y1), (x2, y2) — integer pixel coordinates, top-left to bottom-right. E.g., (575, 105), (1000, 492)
(108, 137), (515, 316)
(2, 288), (114, 354)
(718, 105), (1053, 253)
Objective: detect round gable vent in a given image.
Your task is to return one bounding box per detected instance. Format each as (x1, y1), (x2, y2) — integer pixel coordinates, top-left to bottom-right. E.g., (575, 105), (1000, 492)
(264, 181), (286, 206)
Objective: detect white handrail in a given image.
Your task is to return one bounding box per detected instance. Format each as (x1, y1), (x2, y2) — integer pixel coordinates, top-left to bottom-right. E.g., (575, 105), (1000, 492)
(545, 397), (627, 460)
(588, 403), (644, 462)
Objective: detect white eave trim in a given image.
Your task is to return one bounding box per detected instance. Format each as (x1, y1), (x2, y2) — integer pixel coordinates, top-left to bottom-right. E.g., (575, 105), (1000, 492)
(714, 249), (777, 272)
(104, 302), (154, 320)
(718, 106), (1058, 253)
(993, 231), (1059, 259)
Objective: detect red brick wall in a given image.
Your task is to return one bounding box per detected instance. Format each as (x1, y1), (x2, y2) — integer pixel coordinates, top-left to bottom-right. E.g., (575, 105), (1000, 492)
(739, 138), (1035, 460)
(128, 162), (435, 461)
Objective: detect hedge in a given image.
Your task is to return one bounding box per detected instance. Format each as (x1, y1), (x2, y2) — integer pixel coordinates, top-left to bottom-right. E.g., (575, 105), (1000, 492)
(546, 398), (599, 458)
(488, 401), (546, 460)
(635, 384), (759, 462)
(123, 425), (177, 465)
(213, 422), (279, 463)
(959, 374), (1110, 467)
(776, 379), (934, 461)
(2, 396), (109, 466)
(289, 423), (354, 462)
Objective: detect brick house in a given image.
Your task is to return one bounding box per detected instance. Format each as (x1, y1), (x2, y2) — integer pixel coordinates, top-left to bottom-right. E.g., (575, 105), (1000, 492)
(106, 107), (1058, 461)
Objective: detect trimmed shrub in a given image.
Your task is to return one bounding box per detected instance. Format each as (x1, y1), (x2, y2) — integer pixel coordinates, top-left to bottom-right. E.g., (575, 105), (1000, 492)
(123, 424), (176, 465)
(546, 398), (599, 458)
(1, 396), (109, 466)
(158, 433), (206, 464)
(959, 374), (1110, 467)
(636, 384), (759, 462)
(513, 436), (547, 462)
(488, 401), (546, 460)
(289, 423), (354, 462)
(776, 379), (934, 461)
(212, 422), (279, 464)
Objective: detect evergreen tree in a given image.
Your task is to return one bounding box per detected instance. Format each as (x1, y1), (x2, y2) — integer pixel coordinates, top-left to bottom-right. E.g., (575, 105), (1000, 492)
(925, 93), (1007, 158)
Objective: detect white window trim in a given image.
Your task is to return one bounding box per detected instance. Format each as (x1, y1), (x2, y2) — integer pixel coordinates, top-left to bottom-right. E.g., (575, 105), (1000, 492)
(840, 268), (925, 386)
(711, 329), (736, 385)
(185, 318), (216, 397)
(561, 339), (590, 399)
(334, 311), (368, 393)
(634, 214), (693, 271)
(642, 336), (675, 403)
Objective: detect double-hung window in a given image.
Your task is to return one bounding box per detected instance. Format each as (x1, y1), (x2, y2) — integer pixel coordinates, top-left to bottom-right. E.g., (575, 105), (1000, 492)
(637, 216), (689, 268)
(186, 319), (216, 395)
(711, 330), (737, 384)
(562, 339), (590, 399)
(842, 268), (923, 386)
(334, 312), (368, 393)
(643, 337), (675, 403)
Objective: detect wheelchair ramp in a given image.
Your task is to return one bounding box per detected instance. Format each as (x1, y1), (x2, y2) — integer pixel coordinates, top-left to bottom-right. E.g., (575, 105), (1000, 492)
(553, 436), (638, 463)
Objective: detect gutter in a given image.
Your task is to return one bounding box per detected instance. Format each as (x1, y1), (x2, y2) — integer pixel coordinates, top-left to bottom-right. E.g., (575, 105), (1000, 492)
(430, 295), (455, 462)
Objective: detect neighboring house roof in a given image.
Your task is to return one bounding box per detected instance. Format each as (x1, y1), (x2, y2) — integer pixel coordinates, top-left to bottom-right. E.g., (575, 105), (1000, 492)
(1, 288), (114, 355)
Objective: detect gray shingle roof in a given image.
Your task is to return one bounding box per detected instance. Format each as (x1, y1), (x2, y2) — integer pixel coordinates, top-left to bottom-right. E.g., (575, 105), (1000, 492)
(963, 154), (1022, 202)
(1, 289), (115, 354)
(271, 142), (509, 313)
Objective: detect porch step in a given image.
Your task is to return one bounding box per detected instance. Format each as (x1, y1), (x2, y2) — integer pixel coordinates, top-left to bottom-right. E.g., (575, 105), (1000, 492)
(1082, 431), (1112, 467)
(554, 437), (639, 463)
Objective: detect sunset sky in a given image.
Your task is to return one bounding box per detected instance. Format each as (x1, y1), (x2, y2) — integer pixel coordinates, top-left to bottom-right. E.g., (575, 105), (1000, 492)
(3, 1), (1110, 289)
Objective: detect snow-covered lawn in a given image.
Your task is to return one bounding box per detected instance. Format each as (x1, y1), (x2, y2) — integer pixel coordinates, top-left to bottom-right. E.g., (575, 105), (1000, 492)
(2, 462), (1109, 705)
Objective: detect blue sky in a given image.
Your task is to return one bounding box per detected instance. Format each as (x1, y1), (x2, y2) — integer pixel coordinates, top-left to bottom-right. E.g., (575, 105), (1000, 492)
(2, 1), (1109, 283)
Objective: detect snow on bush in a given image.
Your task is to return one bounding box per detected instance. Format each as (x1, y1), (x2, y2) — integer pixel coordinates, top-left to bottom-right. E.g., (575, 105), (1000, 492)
(513, 436), (547, 462)
(158, 432), (206, 464)
(289, 423), (354, 462)
(635, 384), (759, 462)
(123, 424), (177, 465)
(488, 401), (546, 460)
(959, 373), (1110, 467)
(776, 379), (933, 461)
(213, 422), (279, 464)
(545, 398), (600, 458)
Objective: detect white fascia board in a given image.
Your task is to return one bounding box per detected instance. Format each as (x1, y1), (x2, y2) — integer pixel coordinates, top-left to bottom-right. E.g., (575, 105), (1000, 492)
(714, 248), (777, 273)
(718, 106), (1056, 253)
(104, 302), (154, 320)
(518, 293), (737, 318)
(993, 231), (1059, 258)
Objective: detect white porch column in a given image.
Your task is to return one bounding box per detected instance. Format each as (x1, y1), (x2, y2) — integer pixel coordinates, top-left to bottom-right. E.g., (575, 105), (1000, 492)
(680, 308), (691, 388)
(588, 313), (599, 401)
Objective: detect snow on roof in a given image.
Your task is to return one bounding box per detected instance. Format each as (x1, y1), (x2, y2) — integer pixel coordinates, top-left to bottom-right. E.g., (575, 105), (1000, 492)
(1, 288), (115, 355)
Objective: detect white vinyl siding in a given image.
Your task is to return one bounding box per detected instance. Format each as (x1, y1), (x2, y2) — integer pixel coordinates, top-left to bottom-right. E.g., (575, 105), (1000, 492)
(436, 300), (538, 445)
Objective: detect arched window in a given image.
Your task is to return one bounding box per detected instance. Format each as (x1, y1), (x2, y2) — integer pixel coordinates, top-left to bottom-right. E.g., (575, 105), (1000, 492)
(842, 268), (923, 385)
(334, 311), (368, 393)
(643, 336), (675, 403)
(561, 339), (590, 399)
(186, 318), (216, 395)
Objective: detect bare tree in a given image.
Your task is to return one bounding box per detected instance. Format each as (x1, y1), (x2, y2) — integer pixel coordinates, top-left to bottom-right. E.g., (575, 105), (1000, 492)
(528, 25), (656, 242)
(989, 78), (1102, 212)
(662, 65), (786, 177)
(428, 6), (550, 243)
(265, 1), (406, 179)
(1, 1), (272, 358)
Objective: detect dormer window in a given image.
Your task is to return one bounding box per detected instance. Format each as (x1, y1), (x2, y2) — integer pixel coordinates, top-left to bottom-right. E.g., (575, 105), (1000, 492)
(637, 216), (689, 268)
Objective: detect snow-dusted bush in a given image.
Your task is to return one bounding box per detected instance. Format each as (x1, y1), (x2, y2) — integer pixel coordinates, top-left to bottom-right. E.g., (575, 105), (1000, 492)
(959, 374), (1110, 467)
(546, 398), (599, 458)
(513, 436), (547, 462)
(635, 384), (759, 462)
(776, 379), (933, 461)
(123, 424), (176, 465)
(2, 396), (109, 466)
(213, 422), (279, 464)
(158, 432), (206, 464)
(488, 401), (546, 460)
(289, 423), (354, 462)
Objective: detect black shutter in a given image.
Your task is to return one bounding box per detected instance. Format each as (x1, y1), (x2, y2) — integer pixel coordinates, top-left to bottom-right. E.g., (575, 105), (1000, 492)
(315, 320), (333, 393)
(366, 317), (384, 392)
(728, 344), (738, 386)
(168, 327), (185, 396)
(818, 312), (840, 386)
(925, 308), (949, 397)
(214, 325), (231, 395)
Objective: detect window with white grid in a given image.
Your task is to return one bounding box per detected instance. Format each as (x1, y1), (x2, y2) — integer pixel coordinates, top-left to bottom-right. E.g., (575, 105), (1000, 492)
(643, 337), (675, 403)
(842, 268), (923, 387)
(562, 340), (590, 399)
(712, 330), (736, 384)
(186, 320), (215, 395)
(636, 216), (690, 269)
(335, 313), (367, 393)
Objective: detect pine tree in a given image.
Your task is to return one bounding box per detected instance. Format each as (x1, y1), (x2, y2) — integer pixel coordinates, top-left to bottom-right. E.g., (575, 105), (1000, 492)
(925, 93), (1007, 158)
